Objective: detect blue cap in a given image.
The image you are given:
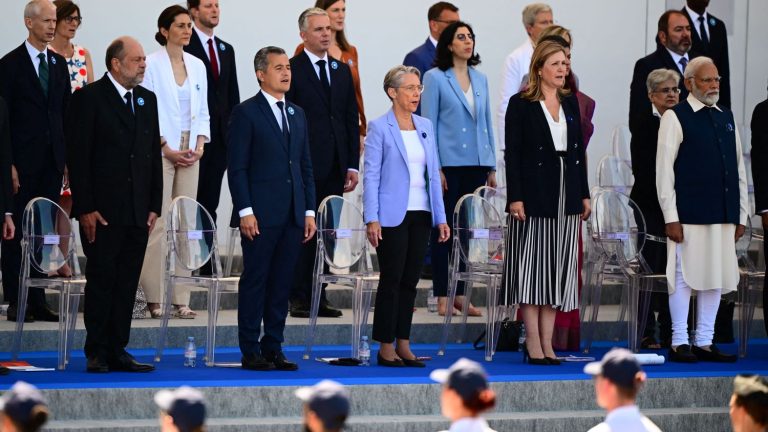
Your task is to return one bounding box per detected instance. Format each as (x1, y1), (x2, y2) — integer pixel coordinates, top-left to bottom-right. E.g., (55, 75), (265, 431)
(430, 358), (489, 401)
(154, 386), (206, 432)
(0, 381), (47, 424)
(584, 348), (643, 389)
(295, 380), (350, 430)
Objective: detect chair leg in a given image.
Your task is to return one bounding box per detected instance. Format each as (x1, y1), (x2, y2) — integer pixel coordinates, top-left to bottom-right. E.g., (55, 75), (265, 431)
(582, 259), (606, 353)
(484, 276), (501, 361)
(205, 282), (220, 366)
(438, 240), (461, 356)
(616, 279), (630, 342)
(457, 281), (475, 343)
(361, 283), (374, 341)
(154, 275), (174, 363)
(635, 278), (654, 352)
(65, 290), (82, 367)
(11, 251), (31, 360)
(351, 278), (364, 359)
(738, 276), (759, 358)
(628, 276), (641, 352)
(302, 254), (325, 360)
(57, 285), (69, 371)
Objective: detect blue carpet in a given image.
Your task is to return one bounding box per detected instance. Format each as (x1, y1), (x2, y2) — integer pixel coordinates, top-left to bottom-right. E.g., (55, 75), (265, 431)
(1, 341), (766, 390)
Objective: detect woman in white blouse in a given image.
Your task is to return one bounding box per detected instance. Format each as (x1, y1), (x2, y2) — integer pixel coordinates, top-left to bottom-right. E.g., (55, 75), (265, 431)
(140, 5), (210, 319)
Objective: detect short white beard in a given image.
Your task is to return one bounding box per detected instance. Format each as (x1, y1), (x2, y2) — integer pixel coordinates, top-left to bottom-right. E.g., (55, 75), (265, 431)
(693, 87), (719, 107)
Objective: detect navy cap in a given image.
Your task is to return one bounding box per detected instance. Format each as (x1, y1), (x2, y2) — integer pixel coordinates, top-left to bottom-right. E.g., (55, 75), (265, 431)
(295, 380), (350, 430)
(154, 386), (206, 432)
(0, 381), (47, 424)
(584, 348), (643, 389)
(430, 358), (489, 401)
(733, 374), (768, 397)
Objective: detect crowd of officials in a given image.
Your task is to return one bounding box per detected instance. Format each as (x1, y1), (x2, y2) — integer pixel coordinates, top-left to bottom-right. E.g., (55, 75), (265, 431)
(0, 0), (766, 408)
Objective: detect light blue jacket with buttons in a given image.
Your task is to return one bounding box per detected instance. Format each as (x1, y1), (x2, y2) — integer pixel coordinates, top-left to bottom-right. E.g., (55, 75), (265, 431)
(421, 66), (496, 168)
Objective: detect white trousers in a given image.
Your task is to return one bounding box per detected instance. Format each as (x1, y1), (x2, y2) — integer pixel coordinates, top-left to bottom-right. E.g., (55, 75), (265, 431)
(669, 245), (721, 347)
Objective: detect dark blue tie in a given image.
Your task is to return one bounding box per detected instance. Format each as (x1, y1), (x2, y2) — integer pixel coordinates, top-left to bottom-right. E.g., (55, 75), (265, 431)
(124, 91), (134, 114)
(698, 16), (710, 50)
(316, 59), (331, 101)
(678, 57), (688, 74)
(276, 101), (290, 144)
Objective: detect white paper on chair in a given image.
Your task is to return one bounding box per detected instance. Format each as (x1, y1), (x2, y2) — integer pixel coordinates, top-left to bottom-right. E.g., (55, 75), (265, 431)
(471, 229), (489, 239)
(334, 229), (352, 239)
(43, 235), (60, 245)
(489, 229), (504, 240)
(603, 232), (630, 241)
(187, 230), (203, 240)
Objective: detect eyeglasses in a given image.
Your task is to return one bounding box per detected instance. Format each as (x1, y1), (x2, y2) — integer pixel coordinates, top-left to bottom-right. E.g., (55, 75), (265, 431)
(455, 33), (474, 41)
(64, 15), (82, 25)
(397, 85), (424, 94)
(653, 87), (681, 95)
(693, 76), (722, 84)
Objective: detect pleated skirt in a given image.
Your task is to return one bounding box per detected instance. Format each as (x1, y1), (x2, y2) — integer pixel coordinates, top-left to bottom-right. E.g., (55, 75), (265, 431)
(502, 157), (580, 312)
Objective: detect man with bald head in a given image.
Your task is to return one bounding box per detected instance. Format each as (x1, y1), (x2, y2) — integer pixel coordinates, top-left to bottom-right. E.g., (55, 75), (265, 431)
(66, 36), (163, 373)
(0, 0), (71, 323)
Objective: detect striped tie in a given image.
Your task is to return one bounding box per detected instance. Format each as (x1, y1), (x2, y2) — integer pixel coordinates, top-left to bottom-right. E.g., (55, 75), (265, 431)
(37, 53), (49, 97)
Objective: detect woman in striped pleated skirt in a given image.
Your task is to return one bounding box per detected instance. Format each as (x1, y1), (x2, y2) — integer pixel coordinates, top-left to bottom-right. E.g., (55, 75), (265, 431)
(503, 39), (591, 365)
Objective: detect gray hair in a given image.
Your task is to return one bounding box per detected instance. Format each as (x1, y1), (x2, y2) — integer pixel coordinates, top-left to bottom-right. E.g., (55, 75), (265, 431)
(646, 68), (680, 93)
(253, 46), (286, 81)
(683, 56), (715, 80)
(522, 3), (552, 27)
(383, 65), (421, 100)
(24, 0), (52, 19)
(298, 7), (328, 32)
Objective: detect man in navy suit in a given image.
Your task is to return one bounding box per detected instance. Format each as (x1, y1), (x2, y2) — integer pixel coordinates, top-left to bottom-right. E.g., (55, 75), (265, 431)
(402, 2), (459, 115)
(0, 0), (70, 323)
(228, 46), (316, 371)
(287, 8), (359, 318)
(185, 0), (241, 262)
(682, 0), (730, 108)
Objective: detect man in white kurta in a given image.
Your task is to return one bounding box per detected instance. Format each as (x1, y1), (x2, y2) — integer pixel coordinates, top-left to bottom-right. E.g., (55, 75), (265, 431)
(656, 56), (747, 363)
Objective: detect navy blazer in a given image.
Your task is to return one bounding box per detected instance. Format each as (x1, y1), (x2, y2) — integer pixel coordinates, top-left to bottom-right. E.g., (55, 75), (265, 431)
(286, 51), (359, 182)
(0, 97), (11, 214)
(504, 93), (590, 217)
(227, 91), (315, 228)
(403, 38), (436, 115)
(681, 8), (730, 108)
(751, 99), (768, 214)
(0, 43), (70, 175)
(184, 31), (240, 144)
(363, 109), (446, 227)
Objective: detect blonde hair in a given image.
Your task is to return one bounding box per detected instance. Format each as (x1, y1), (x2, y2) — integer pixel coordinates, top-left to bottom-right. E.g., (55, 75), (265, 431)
(537, 25), (571, 46)
(522, 39), (571, 101)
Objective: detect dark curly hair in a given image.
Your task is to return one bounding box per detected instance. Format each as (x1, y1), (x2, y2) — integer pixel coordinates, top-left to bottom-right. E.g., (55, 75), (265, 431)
(433, 21), (481, 71)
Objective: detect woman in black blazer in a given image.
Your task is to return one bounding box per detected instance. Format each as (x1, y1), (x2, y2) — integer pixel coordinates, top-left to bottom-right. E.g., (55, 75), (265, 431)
(503, 40), (590, 365)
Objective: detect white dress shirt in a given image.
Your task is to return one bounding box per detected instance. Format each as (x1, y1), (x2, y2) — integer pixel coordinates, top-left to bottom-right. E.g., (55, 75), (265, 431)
(497, 39), (534, 151)
(106, 71), (132, 105)
(540, 102), (567, 152)
(238, 90), (314, 219)
(587, 406), (662, 432)
(665, 48), (690, 75)
(656, 94), (748, 294)
(464, 82), (476, 119)
(684, 5), (711, 41)
(193, 25), (220, 74)
(304, 48), (331, 85)
(428, 35), (438, 48)
(440, 417), (497, 432)
(401, 130), (430, 212)
(24, 40), (48, 77)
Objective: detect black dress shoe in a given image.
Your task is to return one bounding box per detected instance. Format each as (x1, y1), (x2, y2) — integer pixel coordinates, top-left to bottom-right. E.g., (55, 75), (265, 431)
(264, 351), (299, 371)
(376, 352), (405, 367)
(545, 357), (562, 365)
(692, 344), (737, 363)
(32, 306), (60, 322)
(0, 365), (10, 375)
(241, 353), (276, 371)
(108, 353), (155, 372)
(6, 304), (34, 323)
(289, 301), (310, 318)
(86, 355), (109, 373)
(400, 357), (426, 368)
(669, 344), (698, 363)
(318, 300), (342, 318)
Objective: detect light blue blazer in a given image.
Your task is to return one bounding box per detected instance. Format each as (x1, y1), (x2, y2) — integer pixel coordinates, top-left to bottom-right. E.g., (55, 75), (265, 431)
(363, 109), (447, 227)
(421, 67), (496, 168)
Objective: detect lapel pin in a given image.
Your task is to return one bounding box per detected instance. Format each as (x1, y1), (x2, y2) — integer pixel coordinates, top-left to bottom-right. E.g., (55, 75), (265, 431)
(219, 42), (226, 51)
(567, 116), (573, 122)
(421, 132), (427, 138)
(726, 123), (734, 132)
(287, 106), (295, 115)
(709, 17), (716, 26)
(196, 84), (200, 91)
(51, 56), (57, 65)
(331, 61), (338, 70)
(347, 59), (354, 67)
(137, 97), (145, 106)
(476, 91), (480, 97)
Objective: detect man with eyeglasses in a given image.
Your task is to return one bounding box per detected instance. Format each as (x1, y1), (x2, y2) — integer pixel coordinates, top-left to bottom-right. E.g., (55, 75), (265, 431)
(496, 2), (552, 151)
(656, 56), (746, 364)
(402, 1), (459, 115)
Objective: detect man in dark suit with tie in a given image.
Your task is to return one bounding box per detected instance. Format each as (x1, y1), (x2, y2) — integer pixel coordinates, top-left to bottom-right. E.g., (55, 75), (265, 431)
(287, 8), (359, 318)
(185, 0), (240, 261)
(629, 10), (695, 136)
(750, 91), (768, 337)
(228, 46), (316, 371)
(0, 0), (71, 323)
(0, 96), (12, 376)
(681, 0), (730, 108)
(66, 37), (162, 373)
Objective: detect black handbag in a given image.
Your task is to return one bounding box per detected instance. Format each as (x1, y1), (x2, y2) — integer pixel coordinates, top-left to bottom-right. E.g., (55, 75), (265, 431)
(473, 318), (522, 352)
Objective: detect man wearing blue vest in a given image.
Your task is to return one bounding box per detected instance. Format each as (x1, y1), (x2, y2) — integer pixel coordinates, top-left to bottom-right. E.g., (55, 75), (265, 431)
(656, 56), (747, 363)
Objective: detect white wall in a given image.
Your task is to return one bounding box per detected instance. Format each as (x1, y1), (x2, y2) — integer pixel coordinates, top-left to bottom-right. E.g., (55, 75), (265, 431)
(1, 0), (766, 228)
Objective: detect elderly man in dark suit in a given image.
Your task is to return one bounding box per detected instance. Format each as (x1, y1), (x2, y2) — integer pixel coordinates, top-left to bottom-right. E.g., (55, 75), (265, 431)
(0, 0), (71, 323)
(185, 0), (240, 264)
(402, 1), (459, 115)
(286, 7), (359, 318)
(681, 0), (730, 108)
(629, 10), (695, 136)
(228, 46), (316, 371)
(66, 36), (163, 373)
(751, 91), (768, 337)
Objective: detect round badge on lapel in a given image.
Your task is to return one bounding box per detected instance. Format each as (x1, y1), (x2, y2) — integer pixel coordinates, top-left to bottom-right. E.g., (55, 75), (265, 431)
(137, 97), (145, 107)
(331, 61), (338, 70)
(287, 106), (295, 116)
(219, 42), (226, 51)
(196, 84), (200, 91)
(709, 17), (716, 26)
(347, 59), (354, 67)
(727, 123), (734, 132)
(51, 56), (57, 65)
(422, 132), (427, 138)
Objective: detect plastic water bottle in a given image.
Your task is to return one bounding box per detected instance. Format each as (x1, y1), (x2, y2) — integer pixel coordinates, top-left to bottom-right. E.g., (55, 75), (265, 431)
(184, 336), (197, 367)
(359, 336), (370, 366)
(427, 292), (438, 313)
(518, 323), (526, 352)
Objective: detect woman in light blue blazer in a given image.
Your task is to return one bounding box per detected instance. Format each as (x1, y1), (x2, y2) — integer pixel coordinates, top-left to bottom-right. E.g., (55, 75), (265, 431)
(364, 65), (450, 367)
(140, 5), (210, 319)
(421, 21), (496, 316)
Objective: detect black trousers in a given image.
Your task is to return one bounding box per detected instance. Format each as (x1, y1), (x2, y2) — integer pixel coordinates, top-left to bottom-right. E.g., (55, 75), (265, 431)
(1, 164), (61, 311)
(372, 211), (431, 343)
(81, 224), (148, 359)
(431, 166), (489, 297)
(196, 136), (228, 274)
(238, 222), (303, 356)
(764, 237), (768, 336)
(291, 167), (345, 304)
